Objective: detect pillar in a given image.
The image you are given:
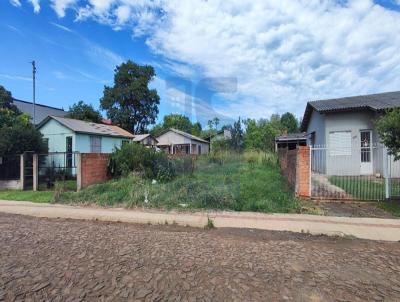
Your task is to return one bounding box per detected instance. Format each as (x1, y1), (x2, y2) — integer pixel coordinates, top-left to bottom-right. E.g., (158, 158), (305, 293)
(33, 154), (38, 191)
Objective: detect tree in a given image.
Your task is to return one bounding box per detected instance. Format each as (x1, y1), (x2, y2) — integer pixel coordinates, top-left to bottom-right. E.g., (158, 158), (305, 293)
(0, 85), (19, 113)
(212, 117), (220, 130)
(66, 100), (102, 123)
(280, 112), (299, 133)
(230, 117), (244, 151)
(100, 60), (160, 134)
(150, 114), (203, 137)
(0, 86), (47, 156)
(376, 108), (400, 160)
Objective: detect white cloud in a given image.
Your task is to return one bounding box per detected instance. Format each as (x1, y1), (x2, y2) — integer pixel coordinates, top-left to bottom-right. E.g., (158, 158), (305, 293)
(28, 0), (40, 13)
(0, 73), (31, 81)
(46, 1), (400, 119)
(9, 0), (21, 7)
(84, 41), (124, 71)
(51, 0), (78, 17)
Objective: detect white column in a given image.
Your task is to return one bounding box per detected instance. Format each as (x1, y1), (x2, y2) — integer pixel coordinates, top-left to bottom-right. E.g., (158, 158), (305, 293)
(33, 154), (38, 191)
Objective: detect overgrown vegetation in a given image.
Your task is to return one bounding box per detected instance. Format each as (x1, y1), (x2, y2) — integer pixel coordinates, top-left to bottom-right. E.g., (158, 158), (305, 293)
(57, 151), (299, 213)
(0, 190), (53, 203)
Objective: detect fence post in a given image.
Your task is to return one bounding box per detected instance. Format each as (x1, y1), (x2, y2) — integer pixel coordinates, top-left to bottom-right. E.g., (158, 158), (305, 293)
(76, 153), (82, 191)
(383, 147), (390, 200)
(296, 146), (311, 198)
(20, 154), (25, 190)
(32, 154), (38, 191)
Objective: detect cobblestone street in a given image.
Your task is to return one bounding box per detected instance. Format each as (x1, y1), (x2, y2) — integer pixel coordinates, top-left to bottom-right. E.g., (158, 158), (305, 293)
(0, 213), (400, 301)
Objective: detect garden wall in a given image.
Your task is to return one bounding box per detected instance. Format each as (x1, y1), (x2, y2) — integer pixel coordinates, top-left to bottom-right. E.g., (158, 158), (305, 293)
(278, 146), (310, 198)
(77, 153), (110, 191)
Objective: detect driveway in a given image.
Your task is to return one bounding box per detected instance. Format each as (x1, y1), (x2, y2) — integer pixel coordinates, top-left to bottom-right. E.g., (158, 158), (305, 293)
(1, 213), (400, 301)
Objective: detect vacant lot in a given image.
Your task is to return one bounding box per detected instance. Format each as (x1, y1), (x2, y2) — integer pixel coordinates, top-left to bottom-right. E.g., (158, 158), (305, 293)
(1, 213), (400, 301)
(58, 153), (300, 213)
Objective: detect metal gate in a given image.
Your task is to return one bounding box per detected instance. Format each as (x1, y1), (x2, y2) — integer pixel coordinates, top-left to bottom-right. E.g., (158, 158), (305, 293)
(310, 145), (399, 201)
(23, 152), (34, 190)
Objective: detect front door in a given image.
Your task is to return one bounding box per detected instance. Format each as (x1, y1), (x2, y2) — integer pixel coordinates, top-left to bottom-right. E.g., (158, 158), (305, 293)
(360, 130), (373, 175)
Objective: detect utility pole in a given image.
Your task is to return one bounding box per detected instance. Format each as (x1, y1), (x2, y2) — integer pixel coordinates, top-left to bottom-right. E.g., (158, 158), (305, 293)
(31, 60), (36, 124)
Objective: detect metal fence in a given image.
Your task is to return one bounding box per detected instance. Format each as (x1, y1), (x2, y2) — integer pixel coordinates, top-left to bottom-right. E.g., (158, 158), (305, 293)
(311, 145), (399, 201)
(37, 152), (78, 191)
(0, 155), (21, 180)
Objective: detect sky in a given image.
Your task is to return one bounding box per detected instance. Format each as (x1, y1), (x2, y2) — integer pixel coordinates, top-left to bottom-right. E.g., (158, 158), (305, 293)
(1, 0), (400, 127)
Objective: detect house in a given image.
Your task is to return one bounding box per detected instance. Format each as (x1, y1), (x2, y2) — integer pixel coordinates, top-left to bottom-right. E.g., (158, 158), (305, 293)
(13, 99), (67, 124)
(133, 134), (158, 147)
(300, 91), (400, 176)
(37, 116), (134, 154)
(275, 133), (307, 151)
(156, 128), (210, 155)
(208, 129), (232, 142)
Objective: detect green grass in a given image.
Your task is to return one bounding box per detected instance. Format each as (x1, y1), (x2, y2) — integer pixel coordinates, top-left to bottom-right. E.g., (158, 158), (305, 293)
(0, 190), (54, 203)
(378, 201), (400, 217)
(329, 176), (386, 200)
(57, 152), (300, 213)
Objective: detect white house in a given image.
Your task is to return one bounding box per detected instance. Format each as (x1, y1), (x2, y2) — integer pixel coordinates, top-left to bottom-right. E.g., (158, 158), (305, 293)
(156, 128), (210, 155)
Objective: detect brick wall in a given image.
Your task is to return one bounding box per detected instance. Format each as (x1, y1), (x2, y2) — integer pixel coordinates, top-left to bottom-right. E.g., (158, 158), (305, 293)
(296, 146), (310, 198)
(278, 146), (310, 198)
(77, 153), (110, 190)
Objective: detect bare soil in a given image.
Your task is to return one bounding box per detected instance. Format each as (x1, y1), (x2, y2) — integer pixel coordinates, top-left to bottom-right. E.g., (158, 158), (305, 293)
(1, 213), (400, 301)
(314, 201), (396, 218)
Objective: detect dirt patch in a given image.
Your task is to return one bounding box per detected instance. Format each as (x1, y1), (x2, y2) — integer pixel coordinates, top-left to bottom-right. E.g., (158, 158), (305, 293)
(313, 201), (397, 218)
(1, 213), (400, 301)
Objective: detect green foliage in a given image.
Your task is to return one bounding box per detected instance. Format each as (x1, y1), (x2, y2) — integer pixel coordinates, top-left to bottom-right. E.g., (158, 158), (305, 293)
(151, 114), (203, 137)
(230, 118), (244, 151)
(0, 85), (19, 113)
(100, 60), (160, 133)
(0, 86), (47, 156)
(0, 190), (53, 203)
(66, 100), (102, 123)
(376, 108), (400, 160)
(108, 142), (176, 181)
(244, 117), (282, 151)
(280, 112), (299, 133)
(211, 138), (231, 153)
(57, 152), (299, 214)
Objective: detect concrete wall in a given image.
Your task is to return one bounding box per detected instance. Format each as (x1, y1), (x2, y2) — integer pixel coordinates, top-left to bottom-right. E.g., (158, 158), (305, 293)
(307, 110), (326, 146)
(0, 180), (22, 190)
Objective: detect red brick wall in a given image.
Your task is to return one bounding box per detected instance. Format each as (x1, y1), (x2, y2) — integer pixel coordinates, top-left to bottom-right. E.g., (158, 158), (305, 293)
(296, 146), (310, 198)
(79, 153), (110, 189)
(278, 146), (310, 198)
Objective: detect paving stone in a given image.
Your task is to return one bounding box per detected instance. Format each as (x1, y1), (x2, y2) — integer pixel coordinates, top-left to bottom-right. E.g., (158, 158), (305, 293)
(0, 213), (399, 301)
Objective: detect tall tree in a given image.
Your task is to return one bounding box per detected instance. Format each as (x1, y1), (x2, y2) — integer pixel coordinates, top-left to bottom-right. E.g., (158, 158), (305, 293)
(0, 85), (19, 113)
(0, 86), (46, 156)
(100, 60), (160, 134)
(280, 112), (299, 133)
(66, 100), (102, 123)
(230, 117), (244, 151)
(212, 117), (220, 130)
(376, 108), (400, 160)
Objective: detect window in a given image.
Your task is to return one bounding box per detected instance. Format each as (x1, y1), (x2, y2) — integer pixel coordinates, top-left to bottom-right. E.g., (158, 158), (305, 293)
(329, 131), (351, 156)
(43, 138), (49, 153)
(198, 145), (201, 154)
(310, 132), (316, 147)
(90, 136), (102, 153)
(122, 140), (130, 146)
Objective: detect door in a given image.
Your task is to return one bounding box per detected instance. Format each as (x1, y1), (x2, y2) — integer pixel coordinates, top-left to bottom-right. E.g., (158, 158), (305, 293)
(360, 130), (372, 175)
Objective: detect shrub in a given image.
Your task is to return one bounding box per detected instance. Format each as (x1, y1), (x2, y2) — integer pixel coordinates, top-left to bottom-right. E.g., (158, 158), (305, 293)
(108, 143), (175, 181)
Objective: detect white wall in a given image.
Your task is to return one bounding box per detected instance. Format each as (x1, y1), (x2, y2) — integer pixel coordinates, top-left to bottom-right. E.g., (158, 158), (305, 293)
(39, 119), (75, 152)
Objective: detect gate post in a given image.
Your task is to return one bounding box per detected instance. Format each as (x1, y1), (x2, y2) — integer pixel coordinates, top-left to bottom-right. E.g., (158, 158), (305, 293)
(383, 147), (390, 200)
(296, 146), (311, 198)
(20, 154), (25, 190)
(33, 154), (38, 192)
(76, 153), (82, 191)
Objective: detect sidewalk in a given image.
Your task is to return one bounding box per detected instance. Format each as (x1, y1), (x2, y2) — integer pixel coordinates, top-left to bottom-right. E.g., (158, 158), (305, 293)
(1, 200), (400, 241)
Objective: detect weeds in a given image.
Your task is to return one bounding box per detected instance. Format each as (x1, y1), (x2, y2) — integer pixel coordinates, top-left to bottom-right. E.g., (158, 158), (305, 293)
(205, 217), (215, 229)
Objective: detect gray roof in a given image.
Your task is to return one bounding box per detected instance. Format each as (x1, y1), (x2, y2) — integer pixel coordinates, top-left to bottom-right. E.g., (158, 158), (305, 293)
(301, 91), (400, 131)
(275, 133), (307, 142)
(13, 99), (67, 124)
(133, 134), (158, 142)
(159, 128), (209, 144)
(38, 116), (134, 138)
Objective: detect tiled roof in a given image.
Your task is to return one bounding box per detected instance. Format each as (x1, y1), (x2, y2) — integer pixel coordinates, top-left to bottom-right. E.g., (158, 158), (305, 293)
(38, 116), (134, 138)
(301, 91), (400, 131)
(159, 128), (209, 144)
(132, 134), (158, 142)
(275, 133), (307, 142)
